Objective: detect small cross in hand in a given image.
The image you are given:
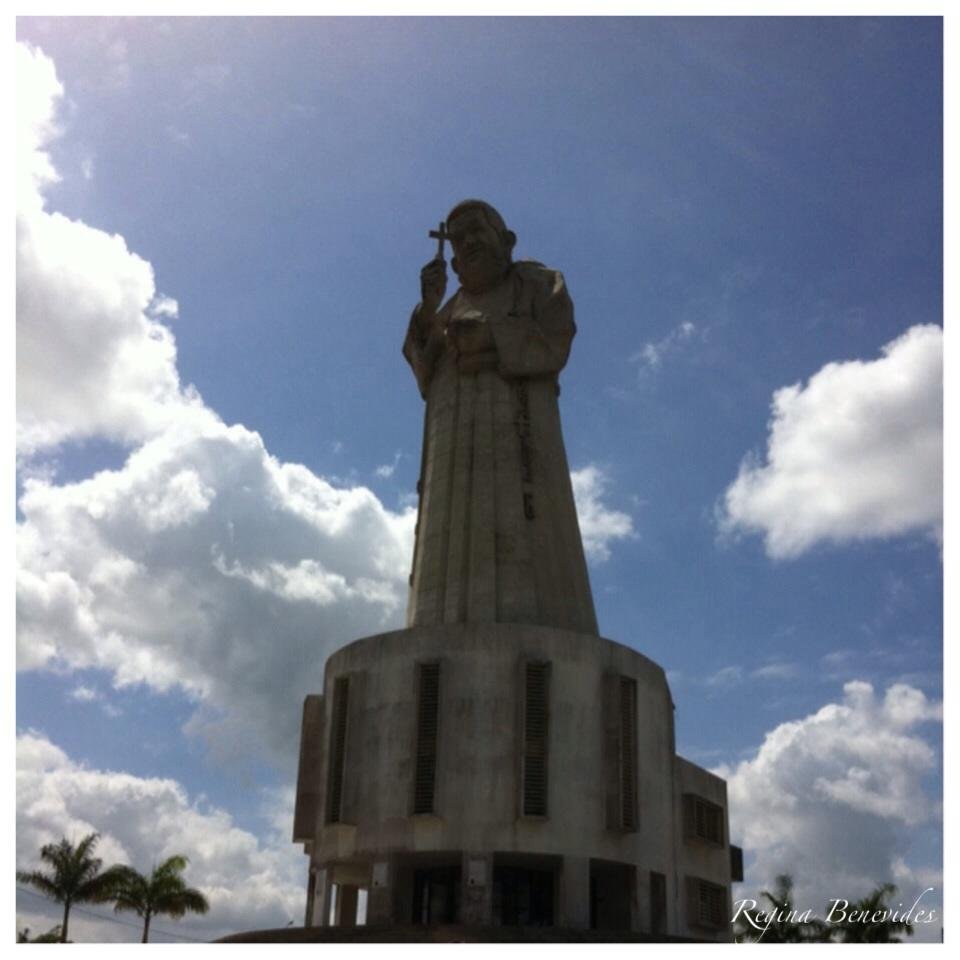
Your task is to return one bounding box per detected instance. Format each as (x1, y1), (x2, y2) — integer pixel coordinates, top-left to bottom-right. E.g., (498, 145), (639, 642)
(428, 221), (453, 260)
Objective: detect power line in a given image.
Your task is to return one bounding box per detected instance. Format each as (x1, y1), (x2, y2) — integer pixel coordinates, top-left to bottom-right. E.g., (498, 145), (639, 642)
(16, 885), (206, 942)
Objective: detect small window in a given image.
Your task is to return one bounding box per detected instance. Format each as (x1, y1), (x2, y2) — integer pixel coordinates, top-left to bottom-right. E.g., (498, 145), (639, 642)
(522, 661), (550, 817)
(683, 793), (724, 846)
(689, 877), (725, 929)
(326, 676), (350, 823)
(412, 662), (440, 814)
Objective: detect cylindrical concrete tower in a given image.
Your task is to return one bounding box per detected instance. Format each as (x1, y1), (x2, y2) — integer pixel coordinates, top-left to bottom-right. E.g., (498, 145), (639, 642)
(292, 202), (735, 940)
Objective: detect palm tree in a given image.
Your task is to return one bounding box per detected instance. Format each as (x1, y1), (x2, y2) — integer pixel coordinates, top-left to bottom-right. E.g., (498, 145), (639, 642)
(734, 874), (829, 942)
(831, 882), (915, 943)
(16, 833), (128, 942)
(112, 855), (210, 942)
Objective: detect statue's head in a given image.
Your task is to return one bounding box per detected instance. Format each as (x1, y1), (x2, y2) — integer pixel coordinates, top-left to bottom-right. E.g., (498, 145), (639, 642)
(446, 199), (517, 293)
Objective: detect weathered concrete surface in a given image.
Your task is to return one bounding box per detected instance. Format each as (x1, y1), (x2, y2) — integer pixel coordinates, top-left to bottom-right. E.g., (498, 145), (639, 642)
(404, 201), (597, 636)
(293, 623), (733, 940)
(292, 694), (324, 843)
(309, 624), (674, 863)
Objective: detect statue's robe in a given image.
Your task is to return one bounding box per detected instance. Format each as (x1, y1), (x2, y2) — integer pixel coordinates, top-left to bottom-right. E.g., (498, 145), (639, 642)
(403, 260), (598, 635)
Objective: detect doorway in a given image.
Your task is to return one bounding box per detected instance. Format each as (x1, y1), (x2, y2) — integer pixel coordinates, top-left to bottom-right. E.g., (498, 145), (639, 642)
(412, 865), (461, 924)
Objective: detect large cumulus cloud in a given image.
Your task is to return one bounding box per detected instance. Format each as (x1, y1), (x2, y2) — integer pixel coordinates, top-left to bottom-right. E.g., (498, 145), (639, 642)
(717, 681), (942, 940)
(718, 324), (942, 558)
(17, 420), (416, 762)
(16, 41), (214, 456)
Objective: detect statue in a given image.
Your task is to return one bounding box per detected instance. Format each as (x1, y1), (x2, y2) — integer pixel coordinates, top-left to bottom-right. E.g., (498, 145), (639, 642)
(403, 200), (598, 635)
(291, 202), (733, 942)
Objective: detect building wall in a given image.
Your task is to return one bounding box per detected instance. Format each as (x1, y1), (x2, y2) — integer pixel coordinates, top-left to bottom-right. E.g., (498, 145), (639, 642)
(674, 757), (734, 942)
(293, 694), (324, 843)
(294, 622), (732, 939)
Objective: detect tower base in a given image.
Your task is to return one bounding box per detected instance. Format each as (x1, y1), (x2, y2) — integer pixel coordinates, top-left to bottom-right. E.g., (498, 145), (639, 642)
(292, 623), (733, 941)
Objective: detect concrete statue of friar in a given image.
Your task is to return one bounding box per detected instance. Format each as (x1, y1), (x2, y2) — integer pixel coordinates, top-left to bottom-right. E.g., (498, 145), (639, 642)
(285, 200), (735, 943)
(403, 200), (597, 635)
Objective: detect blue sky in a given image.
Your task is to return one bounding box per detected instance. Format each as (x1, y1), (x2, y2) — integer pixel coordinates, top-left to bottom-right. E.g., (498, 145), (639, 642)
(15, 16), (942, 943)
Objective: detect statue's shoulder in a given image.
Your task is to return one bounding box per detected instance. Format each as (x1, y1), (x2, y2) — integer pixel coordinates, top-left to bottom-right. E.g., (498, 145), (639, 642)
(512, 259), (565, 292)
(513, 260), (566, 299)
(514, 259), (558, 279)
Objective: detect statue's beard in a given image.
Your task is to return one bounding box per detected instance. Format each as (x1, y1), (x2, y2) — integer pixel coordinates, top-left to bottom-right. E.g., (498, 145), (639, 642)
(456, 246), (511, 293)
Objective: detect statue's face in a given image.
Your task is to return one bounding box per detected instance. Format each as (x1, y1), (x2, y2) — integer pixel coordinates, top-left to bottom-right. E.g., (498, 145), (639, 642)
(448, 208), (511, 292)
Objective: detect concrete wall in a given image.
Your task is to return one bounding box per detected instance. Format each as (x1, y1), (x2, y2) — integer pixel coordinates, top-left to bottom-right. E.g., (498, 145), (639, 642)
(309, 624), (673, 861)
(295, 623), (731, 940)
(293, 694), (324, 843)
(674, 756), (733, 942)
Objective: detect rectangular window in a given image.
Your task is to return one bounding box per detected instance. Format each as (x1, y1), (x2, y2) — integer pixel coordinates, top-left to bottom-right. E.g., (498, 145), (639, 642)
(413, 662), (440, 814)
(693, 878), (725, 929)
(683, 793), (724, 846)
(326, 675), (350, 823)
(619, 676), (638, 831)
(522, 661), (550, 817)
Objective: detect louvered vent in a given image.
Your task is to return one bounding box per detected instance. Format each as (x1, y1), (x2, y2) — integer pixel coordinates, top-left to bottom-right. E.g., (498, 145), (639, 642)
(326, 676), (349, 823)
(522, 661), (550, 817)
(697, 879), (725, 927)
(619, 676), (638, 830)
(413, 662), (440, 814)
(684, 794), (724, 845)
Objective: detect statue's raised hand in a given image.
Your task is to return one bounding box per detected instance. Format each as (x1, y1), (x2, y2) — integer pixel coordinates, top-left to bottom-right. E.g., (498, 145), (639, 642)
(420, 257), (447, 316)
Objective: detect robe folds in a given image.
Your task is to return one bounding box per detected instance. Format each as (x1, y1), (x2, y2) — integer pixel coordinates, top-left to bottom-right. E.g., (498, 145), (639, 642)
(403, 260), (598, 636)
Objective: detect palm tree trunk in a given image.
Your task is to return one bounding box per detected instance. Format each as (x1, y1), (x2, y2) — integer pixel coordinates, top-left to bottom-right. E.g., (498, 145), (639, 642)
(142, 911), (151, 943)
(61, 901), (71, 943)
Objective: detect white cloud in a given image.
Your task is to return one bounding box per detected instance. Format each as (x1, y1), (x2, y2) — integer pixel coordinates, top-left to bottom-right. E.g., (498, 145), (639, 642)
(630, 320), (698, 372)
(750, 662), (798, 681)
(15, 42), (420, 765)
(16, 732), (304, 942)
(14, 40), (630, 789)
(706, 665), (744, 688)
(16, 42), (63, 214)
(570, 465), (635, 563)
(17, 421), (416, 763)
(16, 42), (216, 456)
(694, 661), (800, 690)
(374, 450), (402, 479)
(68, 683), (122, 717)
(149, 295), (179, 319)
(718, 681), (942, 935)
(718, 325), (942, 558)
